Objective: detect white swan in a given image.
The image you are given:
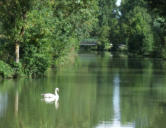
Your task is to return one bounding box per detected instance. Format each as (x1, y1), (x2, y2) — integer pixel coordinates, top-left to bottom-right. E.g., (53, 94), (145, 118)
(41, 88), (59, 101)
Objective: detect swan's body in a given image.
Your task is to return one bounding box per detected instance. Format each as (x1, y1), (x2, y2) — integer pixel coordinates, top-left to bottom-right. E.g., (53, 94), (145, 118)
(41, 88), (59, 101)
(43, 93), (57, 98)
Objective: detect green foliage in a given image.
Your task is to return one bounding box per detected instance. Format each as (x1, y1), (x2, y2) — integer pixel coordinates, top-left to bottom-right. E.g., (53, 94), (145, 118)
(148, 0), (166, 58)
(127, 7), (154, 55)
(0, 60), (14, 78)
(51, 37), (78, 66)
(12, 62), (23, 76)
(51, 0), (98, 65)
(119, 1), (154, 55)
(148, 0), (166, 17)
(153, 18), (166, 58)
(109, 18), (123, 51)
(0, 0), (98, 78)
(118, 0), (166, 57)
(0, 0), (34, 42)
(20, 2), (53, 76)
(97, 25), (110, 50)
(92, 0), (116, 50)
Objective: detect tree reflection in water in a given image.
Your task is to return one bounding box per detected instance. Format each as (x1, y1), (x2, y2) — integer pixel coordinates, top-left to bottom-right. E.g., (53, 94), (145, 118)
(0, 92), (8, 118)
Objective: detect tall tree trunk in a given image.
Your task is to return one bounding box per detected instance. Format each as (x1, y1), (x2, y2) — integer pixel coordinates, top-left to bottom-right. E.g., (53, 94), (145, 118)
(15, 12), (26, 63)
(15, 42), (20, 63)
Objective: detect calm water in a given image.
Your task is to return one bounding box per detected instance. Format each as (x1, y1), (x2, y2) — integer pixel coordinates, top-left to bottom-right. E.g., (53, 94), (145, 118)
(1, 52), (166, 128)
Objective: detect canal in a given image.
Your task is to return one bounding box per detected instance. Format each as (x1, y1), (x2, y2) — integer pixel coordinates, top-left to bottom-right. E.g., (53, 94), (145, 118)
(0, 52), (166, 128)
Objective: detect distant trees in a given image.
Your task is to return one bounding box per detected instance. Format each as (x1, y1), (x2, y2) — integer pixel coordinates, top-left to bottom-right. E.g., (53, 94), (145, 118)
(92, 0), (155, 55)
(119, 0), (154, 55)
(148, 0), (166, 58)
(90, 0), (117, 50)
(107, 0), (165, 57)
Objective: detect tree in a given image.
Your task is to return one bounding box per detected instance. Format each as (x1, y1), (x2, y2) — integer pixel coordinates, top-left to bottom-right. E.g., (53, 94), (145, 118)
(0, 0), (34, 63)
(148, 0), (166, 17)
(0, 0), (99, 77)
(91, 0), (117, 50)
(148, 0), (166, 58)
(119, 0), (154, 55)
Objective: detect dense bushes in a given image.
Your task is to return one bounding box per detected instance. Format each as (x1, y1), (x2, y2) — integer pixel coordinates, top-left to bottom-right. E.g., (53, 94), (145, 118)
(0, 61), (14, 78)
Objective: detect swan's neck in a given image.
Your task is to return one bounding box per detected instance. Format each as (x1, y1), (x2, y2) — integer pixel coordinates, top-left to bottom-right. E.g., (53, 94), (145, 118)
(55, 91), (58, 96)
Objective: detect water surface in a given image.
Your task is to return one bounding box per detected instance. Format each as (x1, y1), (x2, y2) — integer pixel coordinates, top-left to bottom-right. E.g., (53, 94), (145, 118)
(1, 52), (166, 128)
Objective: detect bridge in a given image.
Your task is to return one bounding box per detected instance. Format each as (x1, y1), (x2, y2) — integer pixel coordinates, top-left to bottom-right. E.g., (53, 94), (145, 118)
(79, 42), (97, 46)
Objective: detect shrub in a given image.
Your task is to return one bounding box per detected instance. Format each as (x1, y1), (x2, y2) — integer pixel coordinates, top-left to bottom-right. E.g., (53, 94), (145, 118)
(0, 60), (14, 78)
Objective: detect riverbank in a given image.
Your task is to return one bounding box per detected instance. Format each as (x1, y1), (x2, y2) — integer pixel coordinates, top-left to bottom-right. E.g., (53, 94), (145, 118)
(0, 46), (78, 79)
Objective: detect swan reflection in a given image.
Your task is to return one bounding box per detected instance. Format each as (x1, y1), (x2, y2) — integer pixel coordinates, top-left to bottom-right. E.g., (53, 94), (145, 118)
(42, 98), (59, 109)
(96, 74), (135, 128)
